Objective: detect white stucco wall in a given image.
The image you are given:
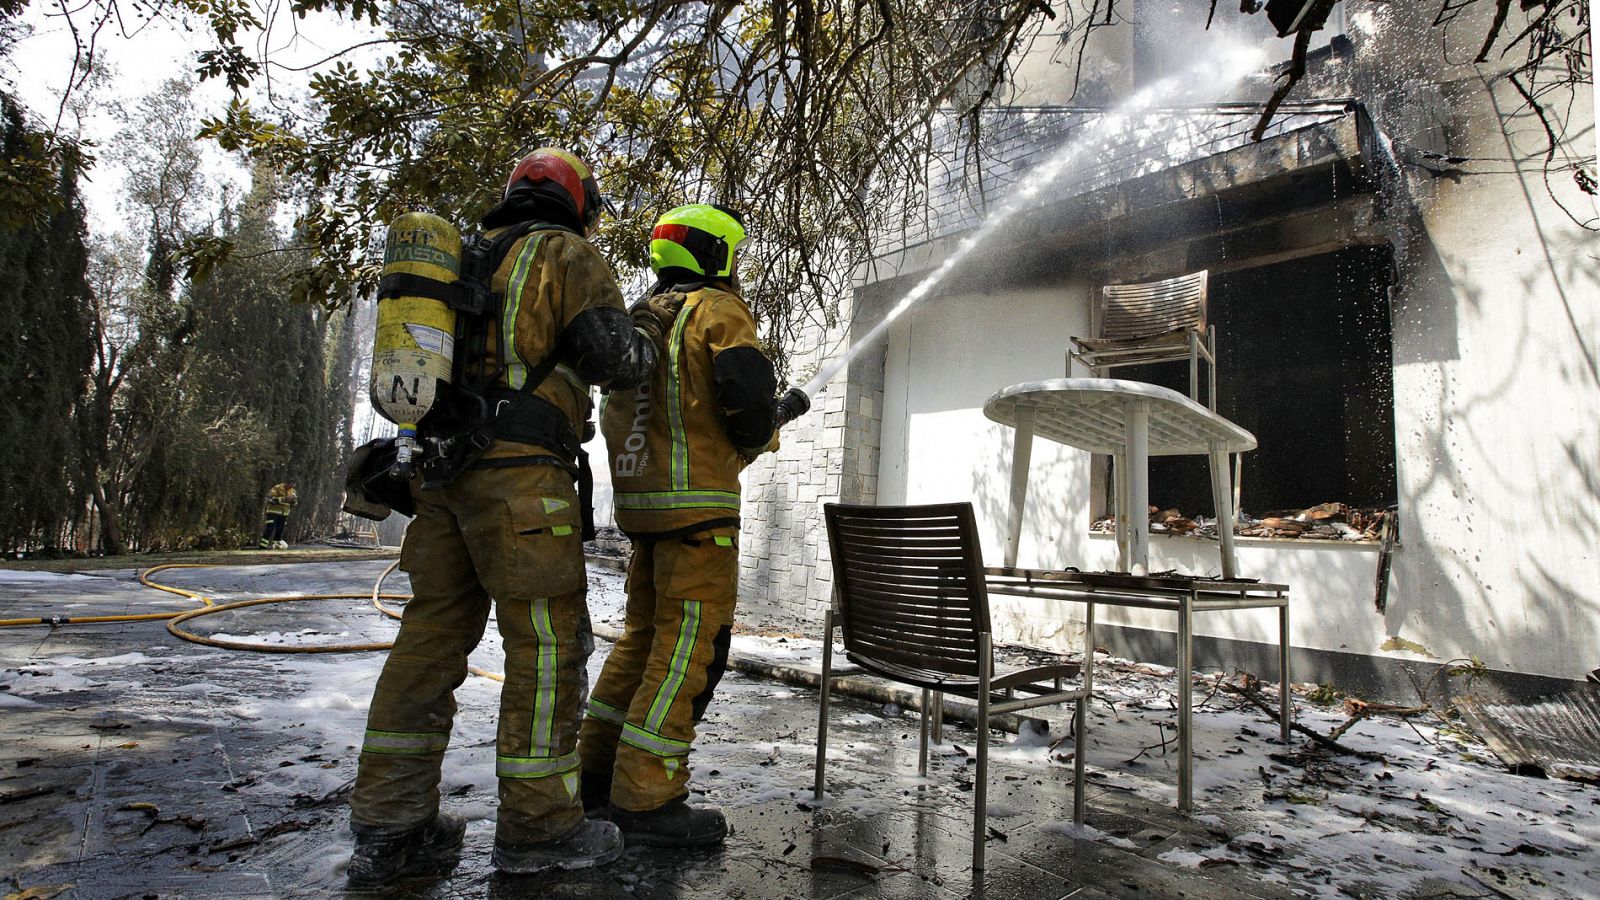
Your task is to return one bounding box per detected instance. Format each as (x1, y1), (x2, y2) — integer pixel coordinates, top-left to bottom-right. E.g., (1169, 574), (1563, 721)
(877, 283), (1112, 650)
(1377, 72), (1600, 680)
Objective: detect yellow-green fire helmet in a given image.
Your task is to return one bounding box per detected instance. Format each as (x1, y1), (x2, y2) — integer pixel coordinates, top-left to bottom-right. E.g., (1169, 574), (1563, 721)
(649, 204), (746, 279)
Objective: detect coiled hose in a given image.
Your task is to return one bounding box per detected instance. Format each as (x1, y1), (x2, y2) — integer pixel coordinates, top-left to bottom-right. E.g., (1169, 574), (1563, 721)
(0, 560), (505, 682)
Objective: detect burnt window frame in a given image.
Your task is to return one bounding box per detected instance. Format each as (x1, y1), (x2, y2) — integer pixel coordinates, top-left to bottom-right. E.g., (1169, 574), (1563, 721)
(1088, 245), (1400, 538)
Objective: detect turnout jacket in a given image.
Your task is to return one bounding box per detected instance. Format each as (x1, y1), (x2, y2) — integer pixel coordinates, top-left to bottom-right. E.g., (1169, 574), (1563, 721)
(265, 483), (298, 516)
(602, 284), (778, 538)
(474, 228), (652, 464)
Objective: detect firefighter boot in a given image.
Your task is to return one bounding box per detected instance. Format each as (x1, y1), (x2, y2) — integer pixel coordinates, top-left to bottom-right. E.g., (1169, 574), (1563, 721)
(609, 797), (727, 848)
(492, 818), (624, 875)
(347, 810), (466, 888)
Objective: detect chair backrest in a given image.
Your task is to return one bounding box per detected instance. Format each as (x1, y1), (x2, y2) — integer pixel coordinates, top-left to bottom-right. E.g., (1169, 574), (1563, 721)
(823, 502), (991, 690)
(1099, 270), (1208, 341)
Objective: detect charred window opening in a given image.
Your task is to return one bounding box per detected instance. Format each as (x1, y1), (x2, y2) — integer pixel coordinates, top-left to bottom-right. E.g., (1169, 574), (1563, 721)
(1115, 246), (1397, 524)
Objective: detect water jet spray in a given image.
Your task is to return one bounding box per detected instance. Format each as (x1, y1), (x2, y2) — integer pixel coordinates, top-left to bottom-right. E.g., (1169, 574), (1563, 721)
(779, 43), (1268, 416)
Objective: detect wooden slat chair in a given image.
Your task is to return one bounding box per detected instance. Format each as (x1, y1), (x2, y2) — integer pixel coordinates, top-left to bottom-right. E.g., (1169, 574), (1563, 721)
(1069, 270), (1217, 408)
(812, 502), (1090, 872)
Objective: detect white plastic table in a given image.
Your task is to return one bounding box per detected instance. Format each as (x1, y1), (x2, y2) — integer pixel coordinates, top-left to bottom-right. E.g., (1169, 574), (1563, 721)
(983, 378), (1258, 577)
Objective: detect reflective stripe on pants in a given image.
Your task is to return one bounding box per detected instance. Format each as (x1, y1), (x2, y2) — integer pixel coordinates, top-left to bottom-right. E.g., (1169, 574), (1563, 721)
(578, 527), (736, 812)
(350, 463), (591, 842)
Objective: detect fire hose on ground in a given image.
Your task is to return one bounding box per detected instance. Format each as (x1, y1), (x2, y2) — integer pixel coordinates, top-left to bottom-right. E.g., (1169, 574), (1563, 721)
(0, 559), (1040, 733)
(160, 560), (506, 682)
(0, 564), (232, 628)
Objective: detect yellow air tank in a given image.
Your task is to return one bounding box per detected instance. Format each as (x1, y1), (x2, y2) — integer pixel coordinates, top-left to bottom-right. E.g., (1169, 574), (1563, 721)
(372, 212), (461, 478)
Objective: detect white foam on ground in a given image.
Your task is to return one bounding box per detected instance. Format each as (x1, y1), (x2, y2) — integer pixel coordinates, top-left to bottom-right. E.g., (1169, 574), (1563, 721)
(1157, 848), (1215, 867)
(1039, 821), (1140, 850)
(0, 570), (97, 582)
(36, 652), (162, 667)
(3, 668), (96, 692)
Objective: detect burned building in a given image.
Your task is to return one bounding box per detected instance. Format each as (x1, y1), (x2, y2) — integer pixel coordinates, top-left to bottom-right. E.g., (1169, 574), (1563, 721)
(737, 1), (1598, 699)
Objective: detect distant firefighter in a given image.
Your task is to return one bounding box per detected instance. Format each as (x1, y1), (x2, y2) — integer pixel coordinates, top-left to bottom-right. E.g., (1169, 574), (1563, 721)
(259, 481), (297, 549)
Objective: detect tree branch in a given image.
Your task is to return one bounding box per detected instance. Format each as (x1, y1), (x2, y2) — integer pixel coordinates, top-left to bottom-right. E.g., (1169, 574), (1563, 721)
(1218, 681), (1388, 763)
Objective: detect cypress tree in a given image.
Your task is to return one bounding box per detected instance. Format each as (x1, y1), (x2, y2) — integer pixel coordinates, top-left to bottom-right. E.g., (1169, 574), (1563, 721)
(0, 94), (95, 552)
(129, 160), (353, 548)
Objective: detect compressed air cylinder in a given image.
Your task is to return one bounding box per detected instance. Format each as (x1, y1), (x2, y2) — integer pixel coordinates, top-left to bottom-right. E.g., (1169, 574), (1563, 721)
(372, 212), (461, 475)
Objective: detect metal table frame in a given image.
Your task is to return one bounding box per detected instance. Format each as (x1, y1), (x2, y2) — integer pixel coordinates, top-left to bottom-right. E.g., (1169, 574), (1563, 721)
(986, 567), (1291, 813)
(984, 378), (1257, 578)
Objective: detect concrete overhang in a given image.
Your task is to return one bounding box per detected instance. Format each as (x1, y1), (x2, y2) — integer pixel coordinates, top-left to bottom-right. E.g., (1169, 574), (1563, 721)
(858, 101), (1388, 302)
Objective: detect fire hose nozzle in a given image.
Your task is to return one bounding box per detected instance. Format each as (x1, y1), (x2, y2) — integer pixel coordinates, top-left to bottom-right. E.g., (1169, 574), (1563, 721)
(774, 387), (812, 428)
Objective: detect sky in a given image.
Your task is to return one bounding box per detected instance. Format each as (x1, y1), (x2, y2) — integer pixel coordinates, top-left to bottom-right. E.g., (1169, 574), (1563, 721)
(4, 0), (382, 235)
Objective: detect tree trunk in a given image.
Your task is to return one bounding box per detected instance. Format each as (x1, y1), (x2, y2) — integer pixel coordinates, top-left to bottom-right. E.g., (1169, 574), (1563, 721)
(92, 481), (126, 555)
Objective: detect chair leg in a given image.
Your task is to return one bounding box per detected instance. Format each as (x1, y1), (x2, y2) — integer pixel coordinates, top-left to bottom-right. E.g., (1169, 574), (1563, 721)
(1073, 695), (1088, 825)
(1178, 595), (1194, 814)
(1232, 452), (1243, 524)
(1076, 599), (1095, 825)
(1188, 332), (1199, 403)
(1280, 602), (1292, 744)
(918, 687), (931, 776)
(813, 609), (835, 801)
(931, 691), (944, 745)
(1208, 325), (1218, 411)
(974, 633), (992, 873)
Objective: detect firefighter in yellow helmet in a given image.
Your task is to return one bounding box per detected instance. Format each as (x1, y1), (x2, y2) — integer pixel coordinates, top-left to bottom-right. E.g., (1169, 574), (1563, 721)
(577, 203), (785, 846)
(346, 148), (656, 886)
(259, 481), (297, 549)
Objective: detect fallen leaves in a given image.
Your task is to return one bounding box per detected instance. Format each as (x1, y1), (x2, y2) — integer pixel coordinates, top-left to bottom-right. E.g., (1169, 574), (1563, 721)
(118, 801), (206, 835)
(3, 884), (74, 900)
(206, 818), (312, 854)
(809, 856), (908, 876)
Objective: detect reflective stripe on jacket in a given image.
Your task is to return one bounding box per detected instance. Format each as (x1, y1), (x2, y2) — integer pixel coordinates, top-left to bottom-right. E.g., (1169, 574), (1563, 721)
(601, 285), (777, 537)
(476, 229), (628, 461)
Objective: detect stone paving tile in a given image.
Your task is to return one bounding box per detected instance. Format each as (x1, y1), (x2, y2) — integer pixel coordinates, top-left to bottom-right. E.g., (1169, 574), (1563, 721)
(980, 824), (1283, 900)
(0, 561), (1293, 899)
(8, 560), (1596, 899)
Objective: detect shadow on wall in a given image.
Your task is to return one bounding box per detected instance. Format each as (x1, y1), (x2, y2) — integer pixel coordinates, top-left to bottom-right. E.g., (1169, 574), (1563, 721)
(1501, 202), (1600, 680)
(1386, 169), (1600, 682)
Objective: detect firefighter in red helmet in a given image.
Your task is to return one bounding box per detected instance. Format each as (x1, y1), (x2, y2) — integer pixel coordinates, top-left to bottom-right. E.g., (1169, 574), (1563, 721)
(346, 147), (655, 885)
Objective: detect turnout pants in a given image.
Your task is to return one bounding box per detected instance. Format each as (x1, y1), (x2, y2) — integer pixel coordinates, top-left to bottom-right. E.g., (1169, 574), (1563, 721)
(578, 527), (736, 812)
(350, 462), (592, 844)
(260, 513), (287, 546)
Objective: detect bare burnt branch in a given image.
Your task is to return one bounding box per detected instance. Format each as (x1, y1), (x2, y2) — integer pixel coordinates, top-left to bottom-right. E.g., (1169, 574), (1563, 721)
(1475, 0), (1514, 62)
(1250, 12), (1317, 142)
